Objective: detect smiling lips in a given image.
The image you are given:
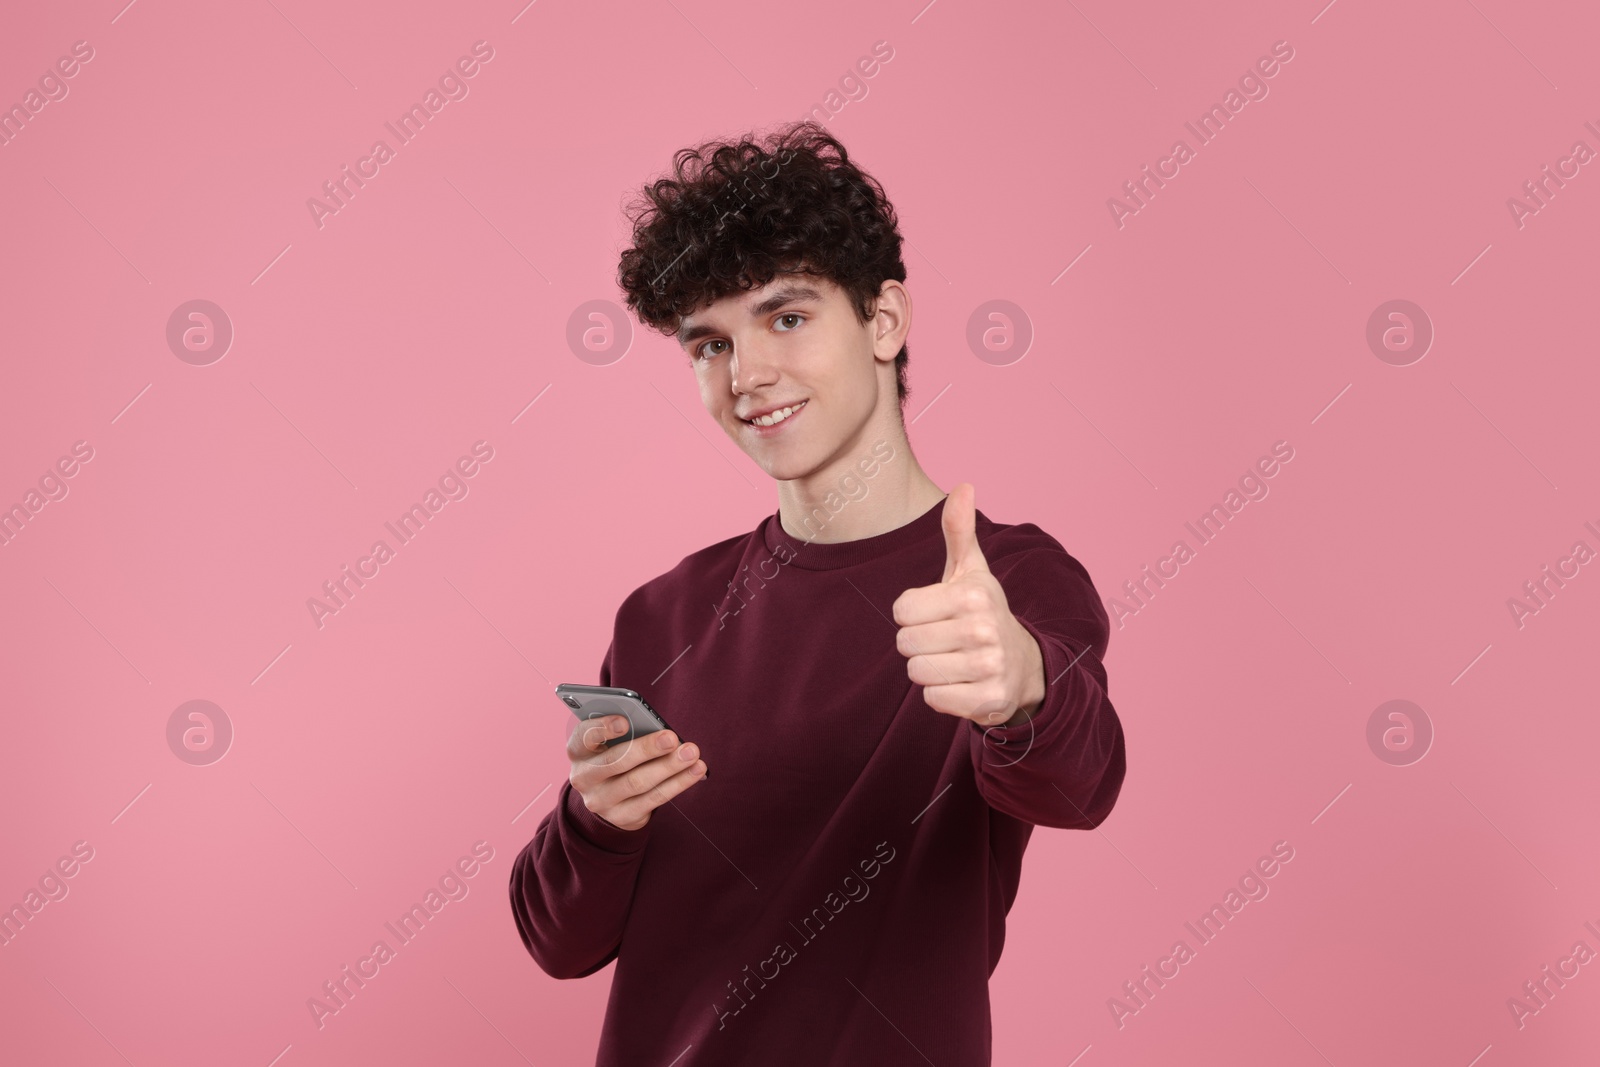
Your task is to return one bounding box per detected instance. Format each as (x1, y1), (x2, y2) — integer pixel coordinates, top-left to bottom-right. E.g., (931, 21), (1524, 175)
(741, 399), (808, 429)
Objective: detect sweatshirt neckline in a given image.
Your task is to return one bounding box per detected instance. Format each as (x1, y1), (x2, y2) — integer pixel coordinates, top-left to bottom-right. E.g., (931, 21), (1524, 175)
(762, 494), (951, 571)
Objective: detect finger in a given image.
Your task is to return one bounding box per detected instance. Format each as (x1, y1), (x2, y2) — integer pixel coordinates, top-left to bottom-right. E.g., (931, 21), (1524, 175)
(941, 482), (989, 583)
(568, 714), (634, 759)
(892, 580), (976, 627)
(593, 752), (707, 826)
(921, 680), (1009, 720)
(608, 738), (700, 801)
(570, 726), (680, 790)
(896, 616), (999, 659)
(602, 761), (708, 830)
(905, 649), (993, 688)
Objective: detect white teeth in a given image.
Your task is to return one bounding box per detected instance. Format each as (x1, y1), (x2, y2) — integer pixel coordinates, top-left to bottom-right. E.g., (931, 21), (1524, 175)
(748, 400), (806, 426)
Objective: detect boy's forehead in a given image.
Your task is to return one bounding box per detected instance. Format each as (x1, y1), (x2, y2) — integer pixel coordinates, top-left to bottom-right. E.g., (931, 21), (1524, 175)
(677, 277), (837, 340)
(721, 276), (833, 310)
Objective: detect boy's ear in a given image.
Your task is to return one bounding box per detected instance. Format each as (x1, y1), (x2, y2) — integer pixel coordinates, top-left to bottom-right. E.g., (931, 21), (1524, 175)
(871, 281), (910, 359)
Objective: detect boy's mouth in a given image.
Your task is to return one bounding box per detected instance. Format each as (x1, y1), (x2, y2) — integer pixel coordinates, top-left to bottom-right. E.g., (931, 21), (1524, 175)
(740, 399), (808, 428)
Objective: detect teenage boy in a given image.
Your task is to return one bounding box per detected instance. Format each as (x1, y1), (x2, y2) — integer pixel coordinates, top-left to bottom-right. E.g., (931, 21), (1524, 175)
(510, 121), (1126, 1066)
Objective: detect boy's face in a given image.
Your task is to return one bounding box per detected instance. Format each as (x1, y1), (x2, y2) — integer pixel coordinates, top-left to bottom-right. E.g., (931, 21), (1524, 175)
(676, 274), (905, 482)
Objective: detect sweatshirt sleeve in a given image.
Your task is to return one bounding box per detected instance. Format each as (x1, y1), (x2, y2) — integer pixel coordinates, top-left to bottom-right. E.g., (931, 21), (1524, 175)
(508, 641), (654, 980)
(966, 545), (1126, 830)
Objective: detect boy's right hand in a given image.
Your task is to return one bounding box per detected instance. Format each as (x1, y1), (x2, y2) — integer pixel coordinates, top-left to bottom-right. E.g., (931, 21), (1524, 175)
(568, 716), (707, 832)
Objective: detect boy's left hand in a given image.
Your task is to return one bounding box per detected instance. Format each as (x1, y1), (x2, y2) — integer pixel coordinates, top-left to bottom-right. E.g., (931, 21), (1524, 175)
(892, 483), (1046, 728)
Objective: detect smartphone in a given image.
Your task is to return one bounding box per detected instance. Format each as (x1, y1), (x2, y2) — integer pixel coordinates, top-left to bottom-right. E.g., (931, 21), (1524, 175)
(556, 683), (672, 749)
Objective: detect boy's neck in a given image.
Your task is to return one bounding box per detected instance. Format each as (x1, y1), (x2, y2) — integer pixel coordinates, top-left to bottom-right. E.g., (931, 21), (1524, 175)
(774, 423), (945, 545)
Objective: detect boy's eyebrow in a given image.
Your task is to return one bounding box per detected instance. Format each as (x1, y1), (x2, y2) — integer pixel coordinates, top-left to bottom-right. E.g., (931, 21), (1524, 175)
(676, 284), (824, 346)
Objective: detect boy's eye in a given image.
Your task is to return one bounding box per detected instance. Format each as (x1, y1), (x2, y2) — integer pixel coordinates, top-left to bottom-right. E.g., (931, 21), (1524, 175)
(692, 314), (802, 361)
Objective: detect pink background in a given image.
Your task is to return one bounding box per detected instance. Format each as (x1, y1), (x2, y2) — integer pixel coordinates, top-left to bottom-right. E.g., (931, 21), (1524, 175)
(2, 0), (1597, 1064)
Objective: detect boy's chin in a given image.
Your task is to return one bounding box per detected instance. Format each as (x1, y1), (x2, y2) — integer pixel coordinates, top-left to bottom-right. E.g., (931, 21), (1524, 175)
(752, 451), (820, 483)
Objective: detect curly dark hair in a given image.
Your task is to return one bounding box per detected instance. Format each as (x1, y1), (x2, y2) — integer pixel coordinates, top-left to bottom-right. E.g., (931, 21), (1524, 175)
(616, 121), (911, 408)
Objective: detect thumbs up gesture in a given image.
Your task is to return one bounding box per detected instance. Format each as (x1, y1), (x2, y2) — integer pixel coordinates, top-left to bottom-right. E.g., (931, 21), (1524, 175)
(892, 483), (1047, 728)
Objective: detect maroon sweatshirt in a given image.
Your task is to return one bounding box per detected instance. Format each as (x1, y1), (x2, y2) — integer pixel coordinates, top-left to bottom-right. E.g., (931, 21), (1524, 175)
(510, 496), (1126, 1065)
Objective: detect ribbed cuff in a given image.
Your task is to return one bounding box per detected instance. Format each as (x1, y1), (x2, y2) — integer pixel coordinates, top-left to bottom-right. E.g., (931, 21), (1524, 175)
(560, 779), (652, 854)
(969, 615), (1070, 748)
